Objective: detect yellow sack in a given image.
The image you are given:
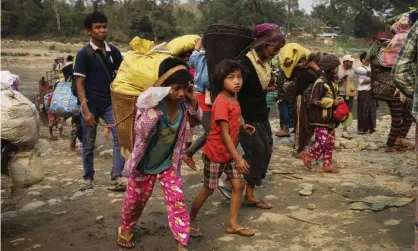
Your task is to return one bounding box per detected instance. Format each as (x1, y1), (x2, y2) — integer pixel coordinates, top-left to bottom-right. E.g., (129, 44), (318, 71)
(165, 35), (201, 56)
(112, 37), (171, 96)
(279, 43), (311, 78)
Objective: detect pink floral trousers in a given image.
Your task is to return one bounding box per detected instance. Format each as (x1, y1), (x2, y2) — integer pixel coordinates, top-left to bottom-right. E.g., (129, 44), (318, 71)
(308, 127), (335, 168)
(120, 167), (190, 246)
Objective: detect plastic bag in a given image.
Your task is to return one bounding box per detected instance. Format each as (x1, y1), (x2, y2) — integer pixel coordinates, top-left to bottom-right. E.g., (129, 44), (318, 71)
(50, 81), (80, 117)
(136, 87), (171, 108)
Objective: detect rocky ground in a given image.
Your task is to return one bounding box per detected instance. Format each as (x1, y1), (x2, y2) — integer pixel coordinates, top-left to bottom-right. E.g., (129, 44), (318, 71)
(1, 115), (416, 251)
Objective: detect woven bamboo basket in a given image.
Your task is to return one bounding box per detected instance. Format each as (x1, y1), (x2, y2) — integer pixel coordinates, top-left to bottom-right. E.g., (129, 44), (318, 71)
(110, 85), (139, 158)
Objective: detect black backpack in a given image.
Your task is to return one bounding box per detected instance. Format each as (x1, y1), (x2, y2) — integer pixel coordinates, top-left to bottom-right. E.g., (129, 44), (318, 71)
(71, 44), (121, 97)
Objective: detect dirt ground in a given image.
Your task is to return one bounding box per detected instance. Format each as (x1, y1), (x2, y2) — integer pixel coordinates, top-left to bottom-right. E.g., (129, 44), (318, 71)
(1, 114), (416, 251)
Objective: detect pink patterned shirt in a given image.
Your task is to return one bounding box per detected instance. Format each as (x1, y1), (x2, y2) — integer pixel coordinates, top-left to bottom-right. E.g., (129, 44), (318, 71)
(122, 101), (202, 177)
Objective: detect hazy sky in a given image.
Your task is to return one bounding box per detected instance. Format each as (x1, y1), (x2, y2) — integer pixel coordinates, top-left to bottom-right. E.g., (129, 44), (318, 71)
(299, 0), (313, 14)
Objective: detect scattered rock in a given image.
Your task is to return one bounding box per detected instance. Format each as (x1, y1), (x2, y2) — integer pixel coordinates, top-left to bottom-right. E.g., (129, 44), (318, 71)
(100, 150), (113, 159)
(69, 190), (92, 200)
(48, 198), (62, 205)
(96, 215), (104, 223)
(286, 206), (300, 210)
(218, 236), (235, 242)
(54, 211), (67, 215)
(188, 183), (202, 189)
(384, 219), (400, 226)
(110, 199), (123, 204)
(307, 204), (316, 210)
(277, 138), (294, 147)
(342, 132), (354, 139)
(334, 140), (341, 148)
(212, 201), (221, 207)
(42, 185), (53, 189)
(291, 160), (304, 168)
(33, 244), (42, 249)
(10, 238), (25, 244)
(299, 183), (314, 196)
(44, 177), (57, 181)
(365, 142), (379, 150)
(204, 209), (218, 216)
(2, 210), (18, 219)
(264, 195), (278, 200)
(341, 140), (358, 149)
(381, 115), (391, 120)
(28, 191), (41, 196)
(357, 141), (366, 150)
(21, 201), (46, 212)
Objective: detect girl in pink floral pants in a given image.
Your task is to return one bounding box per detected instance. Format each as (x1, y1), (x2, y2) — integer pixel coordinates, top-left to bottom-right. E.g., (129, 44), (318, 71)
(117, 58), (202, 251)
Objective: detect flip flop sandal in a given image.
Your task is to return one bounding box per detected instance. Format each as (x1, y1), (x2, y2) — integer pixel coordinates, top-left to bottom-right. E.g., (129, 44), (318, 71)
(183, 156), (197, 171)
(218, 186), (232, 200)
(243, 200), (273, 209)
(117, 226), (135, 249)
(189, 227), (203, 238)
(226, 227), (255, 237)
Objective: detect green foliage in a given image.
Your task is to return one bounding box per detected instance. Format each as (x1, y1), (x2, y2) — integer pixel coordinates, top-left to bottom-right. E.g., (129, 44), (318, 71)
(1, 0), (413, 42)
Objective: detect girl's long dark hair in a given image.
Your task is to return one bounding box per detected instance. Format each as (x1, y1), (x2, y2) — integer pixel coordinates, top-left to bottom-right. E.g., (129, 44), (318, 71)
(210, 59), (246, 97)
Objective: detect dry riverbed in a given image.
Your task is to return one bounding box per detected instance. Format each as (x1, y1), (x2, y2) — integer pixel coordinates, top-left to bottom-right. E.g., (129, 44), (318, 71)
(1, 115), (416, 251)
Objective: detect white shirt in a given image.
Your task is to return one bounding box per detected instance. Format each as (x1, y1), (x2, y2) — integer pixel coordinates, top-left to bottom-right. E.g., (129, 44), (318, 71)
(355, 65), (371, 91)
(337, 65), (355, 95)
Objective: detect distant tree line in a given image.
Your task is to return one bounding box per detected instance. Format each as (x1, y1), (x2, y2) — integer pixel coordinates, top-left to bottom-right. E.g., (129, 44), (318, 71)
(1, 0), (415, 42)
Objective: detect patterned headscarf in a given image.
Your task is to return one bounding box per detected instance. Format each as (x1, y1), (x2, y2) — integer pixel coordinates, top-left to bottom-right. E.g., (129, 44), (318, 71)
(252, 23), (286, 45)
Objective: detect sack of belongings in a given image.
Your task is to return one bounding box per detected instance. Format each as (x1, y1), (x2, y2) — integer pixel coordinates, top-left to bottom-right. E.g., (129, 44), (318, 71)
(165, 35), (201, 56)
(1, 86), (40, 150)
(111, 37), (173, 158)
(9, 148), (44, 188)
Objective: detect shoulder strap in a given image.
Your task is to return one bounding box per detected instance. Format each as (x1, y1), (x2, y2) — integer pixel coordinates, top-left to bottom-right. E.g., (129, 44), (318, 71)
(85, 44), (113, 83)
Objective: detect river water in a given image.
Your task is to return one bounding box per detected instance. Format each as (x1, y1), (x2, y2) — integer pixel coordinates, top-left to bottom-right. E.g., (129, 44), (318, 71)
(3, 66), (390, 119)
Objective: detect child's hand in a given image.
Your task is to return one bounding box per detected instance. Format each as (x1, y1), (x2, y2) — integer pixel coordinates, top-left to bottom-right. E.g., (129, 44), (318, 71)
(333, 98), (344, 106)
(235, 158), (250, 175)
(185, 85), (198, 102)
(242, 124), (256, 135)
(194, 39), (202, 51)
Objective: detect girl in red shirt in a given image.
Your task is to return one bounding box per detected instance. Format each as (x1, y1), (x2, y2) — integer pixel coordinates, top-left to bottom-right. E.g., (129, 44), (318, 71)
(189, 60), (256, 237)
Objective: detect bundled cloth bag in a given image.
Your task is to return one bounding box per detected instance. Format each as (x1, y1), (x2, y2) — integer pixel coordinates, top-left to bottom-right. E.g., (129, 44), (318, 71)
(277, 43), (311, 103)
(112, 37), (171, 96)
(1, 86), (40, 150)
(50, 80), (80, 117)
(165, 35), (201, 56)
(383, 13), (410, 67)
(9, 148), (44, 188)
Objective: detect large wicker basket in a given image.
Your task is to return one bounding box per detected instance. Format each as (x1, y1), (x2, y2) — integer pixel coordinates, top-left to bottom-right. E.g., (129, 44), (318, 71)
(110, 85), (138, 158)
(203, 24), (254, 84)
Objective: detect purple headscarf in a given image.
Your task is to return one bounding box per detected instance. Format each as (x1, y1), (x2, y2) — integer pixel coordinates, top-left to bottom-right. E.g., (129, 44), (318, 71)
(253, 23), (285, 44)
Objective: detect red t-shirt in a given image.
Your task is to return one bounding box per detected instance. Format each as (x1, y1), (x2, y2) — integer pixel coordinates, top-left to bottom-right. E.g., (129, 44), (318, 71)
(203, 94), (241, 163)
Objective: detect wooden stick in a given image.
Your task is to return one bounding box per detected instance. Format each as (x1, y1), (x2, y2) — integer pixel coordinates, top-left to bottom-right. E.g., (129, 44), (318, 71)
(285, 214), (321, 226)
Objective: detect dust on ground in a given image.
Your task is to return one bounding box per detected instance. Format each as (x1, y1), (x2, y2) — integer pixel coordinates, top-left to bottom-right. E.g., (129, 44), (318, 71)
(1, 114), (416, 251)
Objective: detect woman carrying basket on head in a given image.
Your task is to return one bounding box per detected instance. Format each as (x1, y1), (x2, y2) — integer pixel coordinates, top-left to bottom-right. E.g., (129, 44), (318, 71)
(237, 23), (286, 209)
(117, 57), (202, 250)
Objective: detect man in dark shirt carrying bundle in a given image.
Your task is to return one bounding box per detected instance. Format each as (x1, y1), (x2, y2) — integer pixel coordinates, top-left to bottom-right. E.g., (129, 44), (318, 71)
(73, 11), (125, 191)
